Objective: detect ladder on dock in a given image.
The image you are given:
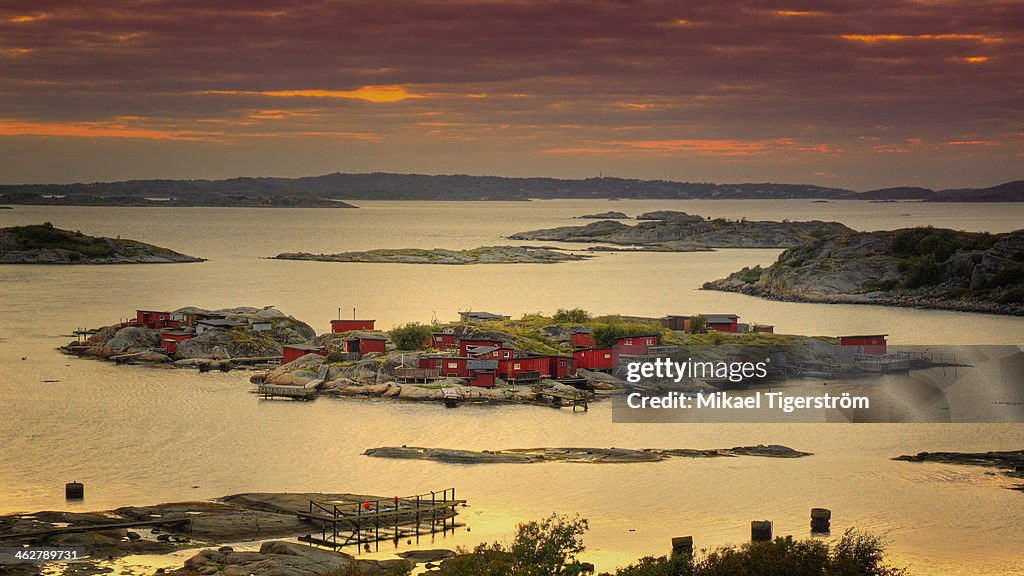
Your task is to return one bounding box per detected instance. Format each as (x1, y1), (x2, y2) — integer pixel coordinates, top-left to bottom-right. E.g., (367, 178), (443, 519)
(296, 488), (464, 550)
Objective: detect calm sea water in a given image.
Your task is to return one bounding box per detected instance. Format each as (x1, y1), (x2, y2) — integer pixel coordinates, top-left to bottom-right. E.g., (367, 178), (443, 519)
(0, 200), (1022, 575)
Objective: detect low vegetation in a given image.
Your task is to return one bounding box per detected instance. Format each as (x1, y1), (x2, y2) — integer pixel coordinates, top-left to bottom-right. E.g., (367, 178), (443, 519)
(430, 513), (906, 576)
(390, 322), (434, 350)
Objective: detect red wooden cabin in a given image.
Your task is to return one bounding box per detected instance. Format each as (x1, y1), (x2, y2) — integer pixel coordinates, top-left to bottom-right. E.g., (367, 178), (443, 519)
(159, 329), (194, 354)
(615, 334), (660, 355)
(704, 314), (740, 333)
(282, 344), (327, 364)
(331, 319), (376, 333)
(458, 338), (505, 357)
(498, 355), (551, 380)
(570, 328), (594, 348)
(573, 347), (618, 371)
(838, 334), (888, 356)
(468, 370), (496, 388)
(342, 335), (387, 354)
(547, 355), (575, 378)
(429, 332), (459, 351)
(136, 310), (180, 330)
(419, 356), (470, 378)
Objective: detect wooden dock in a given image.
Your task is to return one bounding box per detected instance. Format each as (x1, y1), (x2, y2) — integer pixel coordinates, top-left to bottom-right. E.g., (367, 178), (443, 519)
(535, 389), (589, 412)
(297, 489), (464, 549)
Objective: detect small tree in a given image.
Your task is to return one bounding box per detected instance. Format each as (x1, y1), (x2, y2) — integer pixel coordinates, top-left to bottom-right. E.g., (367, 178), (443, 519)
(510, 514), (589, 576)
(689, 315), (706, 333)
(553, 308), (591, 324)
(389, 322), (432, 350)
(591, 324), (630, 347)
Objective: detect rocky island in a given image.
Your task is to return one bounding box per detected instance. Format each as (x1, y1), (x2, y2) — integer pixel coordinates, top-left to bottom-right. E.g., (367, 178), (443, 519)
(65, 306), (316, 366)
(0, 223), (204, 264)
(703, 227), (1024, 315)
(272, 245), (590, 264)
(510, 213), (853, 250)
(577, 211), (629, 219)
(364, 444), (811, 464)
(895, 450), (1024, 491)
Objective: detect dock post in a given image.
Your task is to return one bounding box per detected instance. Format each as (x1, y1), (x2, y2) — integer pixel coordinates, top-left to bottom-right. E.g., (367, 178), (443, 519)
(671, 536), (694, 556)
(811, 508), (831, 533)
(751, 520), (773, 542)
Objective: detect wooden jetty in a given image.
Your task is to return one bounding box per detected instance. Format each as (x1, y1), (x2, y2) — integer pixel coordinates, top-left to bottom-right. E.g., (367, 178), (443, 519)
(535, 389), (589, 412)
(258, 365), (327, 400)
(297, 489), (464, 550)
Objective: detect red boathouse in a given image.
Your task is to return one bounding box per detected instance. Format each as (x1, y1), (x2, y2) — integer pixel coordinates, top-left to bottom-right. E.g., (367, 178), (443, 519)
(704, 314), (740, 333)
(342, 335), (387, 355)
(838, 334), (888, 356)
(573, 347), (618, 371)
(159, 329), (194, 354)
(282, 344), (327, 364)
(468, 370), (496, 388)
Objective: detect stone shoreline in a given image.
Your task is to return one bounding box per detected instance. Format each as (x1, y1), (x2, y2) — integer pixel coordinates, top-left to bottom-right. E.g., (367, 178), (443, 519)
(702, 278), (1024, 316)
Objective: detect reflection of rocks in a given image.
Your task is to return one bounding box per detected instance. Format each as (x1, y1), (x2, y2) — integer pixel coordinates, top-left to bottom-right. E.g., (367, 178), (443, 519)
(895, 450), (1024, 490)
(172, 541), (409, 576)
(363, 444), (811, 464)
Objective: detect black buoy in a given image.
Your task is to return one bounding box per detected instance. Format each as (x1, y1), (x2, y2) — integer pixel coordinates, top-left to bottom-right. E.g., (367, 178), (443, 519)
(65, 482), (84, 500)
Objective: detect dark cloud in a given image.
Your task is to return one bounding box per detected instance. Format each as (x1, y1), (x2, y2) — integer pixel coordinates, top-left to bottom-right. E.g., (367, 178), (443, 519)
(0, 0), (1021, 187)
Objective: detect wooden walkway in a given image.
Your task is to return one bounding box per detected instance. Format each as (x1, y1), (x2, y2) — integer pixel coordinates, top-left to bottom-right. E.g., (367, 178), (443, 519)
(297, 489), (464, 549)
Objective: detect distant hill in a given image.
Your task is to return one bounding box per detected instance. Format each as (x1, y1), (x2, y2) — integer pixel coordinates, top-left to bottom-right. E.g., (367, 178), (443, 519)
(0, 172), (1021, 204)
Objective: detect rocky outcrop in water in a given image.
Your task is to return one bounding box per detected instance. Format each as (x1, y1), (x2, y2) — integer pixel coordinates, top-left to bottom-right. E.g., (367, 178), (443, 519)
(363, 444), (811, 464)
(577, 211), (629, 219)
(509, 215), (853, 250)
(703, 228), (1024, 315)
(0, 223), (203, 264)
(273, 245), (590, 264)
(894, 450), (1024, 491)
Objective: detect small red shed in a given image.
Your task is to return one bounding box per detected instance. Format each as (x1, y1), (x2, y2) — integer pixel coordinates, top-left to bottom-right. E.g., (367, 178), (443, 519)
(429, 332), (459, 351)
(570, 328), (594, 349)
(282, 344), (327, 364)
(547, 355), (575, 378)
(468, 370), (496, 388)
(136, 310), (180, 330)
(704, 314), (740, 333)
(754, 325), (775, 334)
(159, 329), (194, 354)
(838, 334), (888, 356)
(458, 338), (505, 357)
(499, 355), (551, 380)
(419, 356), (471, 378)
(573, 347), (618, 371)
(331, 319), (376, 333)
(342, 335), (388, 355)
(615, 334), (660, 355)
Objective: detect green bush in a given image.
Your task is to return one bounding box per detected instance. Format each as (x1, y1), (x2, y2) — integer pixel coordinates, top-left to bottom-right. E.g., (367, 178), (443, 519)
(437, 514), (588, 576)
(389, 322), (432, 350)
(553, 308), (592, 323)
(898, 254), (941, 288)
(608, 529), (904, 576)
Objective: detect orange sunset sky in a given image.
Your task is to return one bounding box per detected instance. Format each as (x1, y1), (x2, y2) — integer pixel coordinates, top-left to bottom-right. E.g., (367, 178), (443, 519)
(0, 0), (1022, 189)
